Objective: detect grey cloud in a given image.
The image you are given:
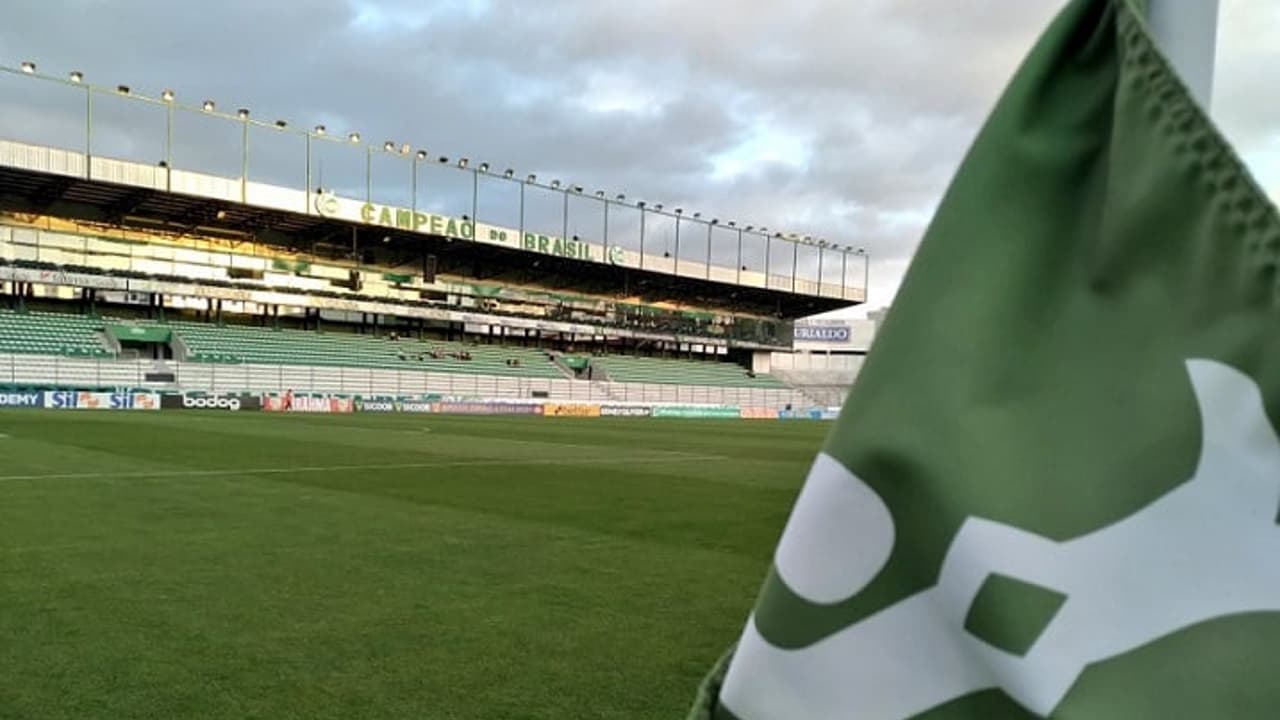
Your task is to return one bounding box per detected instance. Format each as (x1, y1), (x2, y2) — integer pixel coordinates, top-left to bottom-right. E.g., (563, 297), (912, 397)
(0, 0), (1273, 313)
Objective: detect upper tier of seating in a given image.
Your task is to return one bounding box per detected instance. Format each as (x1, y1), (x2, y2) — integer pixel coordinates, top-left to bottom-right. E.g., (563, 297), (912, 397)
(171, 322), (566, 379)
(598, 355), (787, 388)
(0, 310), (111, 357)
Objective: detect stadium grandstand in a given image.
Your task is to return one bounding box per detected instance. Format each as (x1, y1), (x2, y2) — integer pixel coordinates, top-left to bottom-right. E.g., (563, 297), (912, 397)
(0, 62), (870, 410)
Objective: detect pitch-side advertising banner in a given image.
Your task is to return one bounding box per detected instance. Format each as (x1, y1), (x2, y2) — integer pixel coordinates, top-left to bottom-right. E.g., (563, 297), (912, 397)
(651, 406), (741, 419)
(44, 390), (160, 410)
(543, 403), (602, 418)
(599, 405), (652, 417)
(161, 393), (261, 411)
(0, 391), (44, 408)
(260, 395), (355, 413)
(432, 402), (544, 416)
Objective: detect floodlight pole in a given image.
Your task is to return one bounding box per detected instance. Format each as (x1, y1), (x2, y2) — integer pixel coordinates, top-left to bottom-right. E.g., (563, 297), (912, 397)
(240, 119), (249, 204)
(791, 239), (799, 293)
(561, 191), (569, 244)
(518, 182), (526, 240)
(841, 249), (849, 298)
(862, 251), (870, 301)
(471, 169), (479, 226)
(410, 155), (417, 214)
(674, 215), (681, 273)
(1146, 0), (1218, 109)
(305, 134), (312, 207)
(638, 207), (646, 270)
(84, 87), (93, 177)
(365, 147), (373, 204)
(704, 223), (713, 280)
(735, 228), (743, 285)
(164, 102), (173, 192)
(817, 246), (824, 295)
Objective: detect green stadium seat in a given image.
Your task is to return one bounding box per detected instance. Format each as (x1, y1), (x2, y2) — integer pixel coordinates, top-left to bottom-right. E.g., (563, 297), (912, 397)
(0, 310), (113, 358)
(597, 355), (787, 389)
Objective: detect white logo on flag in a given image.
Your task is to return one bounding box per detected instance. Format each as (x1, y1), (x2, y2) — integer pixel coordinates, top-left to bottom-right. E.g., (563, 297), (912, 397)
(722, 359), (1280, 719)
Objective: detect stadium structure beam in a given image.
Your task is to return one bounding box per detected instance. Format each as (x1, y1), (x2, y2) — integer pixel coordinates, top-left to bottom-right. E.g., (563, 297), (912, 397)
(29, 176), (77, 211)
(0, 61), (849, 290)
(103, 189), (152, 222)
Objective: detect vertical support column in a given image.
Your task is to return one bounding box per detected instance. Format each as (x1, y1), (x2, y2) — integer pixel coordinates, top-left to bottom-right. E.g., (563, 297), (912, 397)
(365, 147), (372, 204)
(791, 240), (799, 293)
(471, 169), (479, 225)
(705, 223), (713, 280)
(561, 191), (570, 245)
(305, 133), (312, 211)
(164, 102), (173, 192)
(736, 228), (743, 285)
(240, 118), (249, 204)
(841, 250), (849, 299)
(639, 207), (646, 270)
(518, 181), (526, 241)
(84, 87), (93, 177)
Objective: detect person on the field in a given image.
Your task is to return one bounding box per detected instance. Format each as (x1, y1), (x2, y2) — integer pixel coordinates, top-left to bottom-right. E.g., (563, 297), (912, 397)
(282, 388), (294, 412)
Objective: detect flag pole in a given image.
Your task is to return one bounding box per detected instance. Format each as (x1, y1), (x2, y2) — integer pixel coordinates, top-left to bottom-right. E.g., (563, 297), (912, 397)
(1145, 0), (1219, 109)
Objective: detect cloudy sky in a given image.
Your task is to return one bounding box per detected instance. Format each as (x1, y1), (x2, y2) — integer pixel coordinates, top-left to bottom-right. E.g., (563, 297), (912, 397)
(0, 0), (1275, 317)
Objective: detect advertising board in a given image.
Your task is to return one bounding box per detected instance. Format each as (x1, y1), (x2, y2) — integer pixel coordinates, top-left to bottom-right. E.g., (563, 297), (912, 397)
(44, 391), (160, 410)
(543, 403), (601, 418)
(161, 394), (261, 411)
(261, 395), (355, 413)
(354, 399), (397, 413)
(739, 407), (779, 420)
(599, 405), (652, 418)
(0, 391), (44, 408)
(778, 406), (841, 420)
(793, 324), (852, 342)
(651, 406), (741, 419)
(433, 402), (544, 416)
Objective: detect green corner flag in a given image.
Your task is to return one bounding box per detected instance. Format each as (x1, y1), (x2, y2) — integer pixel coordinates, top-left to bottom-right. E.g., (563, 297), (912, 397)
(690, 0), (1280, 717)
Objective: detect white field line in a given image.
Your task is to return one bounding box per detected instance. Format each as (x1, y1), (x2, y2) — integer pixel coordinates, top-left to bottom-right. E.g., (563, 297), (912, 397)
(0, 454), (723, 483)
(419, 431), (723, 458)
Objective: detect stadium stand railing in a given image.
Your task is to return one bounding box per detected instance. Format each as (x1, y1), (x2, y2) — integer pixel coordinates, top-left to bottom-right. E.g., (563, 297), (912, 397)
(0, 354), (809, 408)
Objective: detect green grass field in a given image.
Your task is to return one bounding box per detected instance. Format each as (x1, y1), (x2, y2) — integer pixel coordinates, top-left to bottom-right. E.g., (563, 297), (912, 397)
(0, 411), (828, 719)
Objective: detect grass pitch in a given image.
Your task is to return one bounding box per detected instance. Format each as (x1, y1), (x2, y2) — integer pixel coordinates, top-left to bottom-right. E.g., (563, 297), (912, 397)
(0, 411), (828, 719)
